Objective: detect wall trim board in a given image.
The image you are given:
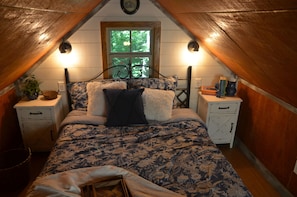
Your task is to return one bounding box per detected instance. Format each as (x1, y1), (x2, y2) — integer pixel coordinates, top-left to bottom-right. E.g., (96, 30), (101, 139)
(235, 138), (294, 197)
(239, 79), (297, 114)
(0, 84), (15, 97)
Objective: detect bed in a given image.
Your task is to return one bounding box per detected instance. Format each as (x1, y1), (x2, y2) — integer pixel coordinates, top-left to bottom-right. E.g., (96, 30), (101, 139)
(27, 66), (252, 197)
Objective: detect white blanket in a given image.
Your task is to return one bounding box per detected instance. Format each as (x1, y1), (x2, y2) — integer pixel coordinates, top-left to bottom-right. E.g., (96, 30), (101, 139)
(27, 165), (184, 197)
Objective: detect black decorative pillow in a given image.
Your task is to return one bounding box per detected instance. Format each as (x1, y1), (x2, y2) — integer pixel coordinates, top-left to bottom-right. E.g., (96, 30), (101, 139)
(103, 88), (148, 126)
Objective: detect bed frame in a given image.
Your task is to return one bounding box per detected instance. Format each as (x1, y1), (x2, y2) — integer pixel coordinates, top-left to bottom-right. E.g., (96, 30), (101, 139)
(64, 65), (192, 111)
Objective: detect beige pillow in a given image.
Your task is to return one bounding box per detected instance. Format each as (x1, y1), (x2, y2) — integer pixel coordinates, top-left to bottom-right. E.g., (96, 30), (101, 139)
(87, 81), (127, 116)
(142, 88), (175, 121)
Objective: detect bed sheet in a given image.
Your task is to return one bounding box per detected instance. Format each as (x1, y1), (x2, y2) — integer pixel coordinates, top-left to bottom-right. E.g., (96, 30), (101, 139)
(37, 109), (252, 197)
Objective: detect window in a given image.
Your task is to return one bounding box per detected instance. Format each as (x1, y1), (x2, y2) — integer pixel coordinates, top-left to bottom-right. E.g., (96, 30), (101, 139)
(101, 22), (161, 79)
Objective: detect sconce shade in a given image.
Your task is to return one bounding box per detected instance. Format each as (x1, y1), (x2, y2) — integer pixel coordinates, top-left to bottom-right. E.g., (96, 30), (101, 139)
(59, 41), (72, 53)
(188, 40), (199, 52)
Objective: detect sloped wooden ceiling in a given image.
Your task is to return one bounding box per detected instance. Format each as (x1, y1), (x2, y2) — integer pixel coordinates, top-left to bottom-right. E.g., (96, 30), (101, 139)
(153, 0), (297, 108)
(0, 0), (297, 108)
(0, 0), (106, 92)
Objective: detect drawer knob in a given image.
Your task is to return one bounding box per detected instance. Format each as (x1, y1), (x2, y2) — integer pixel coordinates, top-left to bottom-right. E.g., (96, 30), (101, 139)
(218, 106), (230, 110)
(29, 112), (43, 115)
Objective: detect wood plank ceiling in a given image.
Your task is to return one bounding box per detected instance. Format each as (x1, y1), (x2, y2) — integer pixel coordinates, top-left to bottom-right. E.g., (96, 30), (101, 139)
(0, 0), (106, 92)
(0, 0), (297, 108)
(153, 0), (297, 108)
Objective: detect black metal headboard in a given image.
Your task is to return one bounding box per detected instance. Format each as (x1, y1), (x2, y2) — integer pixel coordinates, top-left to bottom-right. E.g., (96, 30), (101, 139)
(176, 66), (192, 108)
(64, 65), (192, 111)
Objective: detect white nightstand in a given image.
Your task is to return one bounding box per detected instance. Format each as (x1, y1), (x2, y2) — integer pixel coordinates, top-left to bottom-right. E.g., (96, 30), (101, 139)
(197, 92), (242, 148)
(14, 95), (64, 152)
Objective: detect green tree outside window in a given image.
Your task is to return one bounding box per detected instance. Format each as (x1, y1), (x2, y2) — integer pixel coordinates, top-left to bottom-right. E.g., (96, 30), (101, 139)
(101, 22), (161, 79)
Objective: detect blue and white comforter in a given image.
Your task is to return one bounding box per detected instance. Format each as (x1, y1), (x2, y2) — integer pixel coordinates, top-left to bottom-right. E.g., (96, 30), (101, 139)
(39, 108), (252, 197)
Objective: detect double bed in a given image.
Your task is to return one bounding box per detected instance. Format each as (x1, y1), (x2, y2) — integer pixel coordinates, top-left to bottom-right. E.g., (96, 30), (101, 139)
(27, 66), (252, 197)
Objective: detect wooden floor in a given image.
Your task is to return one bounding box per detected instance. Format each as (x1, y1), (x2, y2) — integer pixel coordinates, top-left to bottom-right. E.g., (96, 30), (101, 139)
(219, 145), (282, 197)
(1, 146), (283, 197)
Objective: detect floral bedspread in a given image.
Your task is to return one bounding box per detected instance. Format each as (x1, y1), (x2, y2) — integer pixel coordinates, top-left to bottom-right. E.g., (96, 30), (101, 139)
(40, 109), (252, 197)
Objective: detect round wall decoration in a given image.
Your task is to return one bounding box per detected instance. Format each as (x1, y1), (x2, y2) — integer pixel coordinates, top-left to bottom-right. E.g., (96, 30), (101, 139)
(120, 0), (140, 15)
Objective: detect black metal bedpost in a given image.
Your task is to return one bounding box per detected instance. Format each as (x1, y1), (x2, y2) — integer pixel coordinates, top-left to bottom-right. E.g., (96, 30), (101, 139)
(186, 66), (192, 108)
(64, 68), (72, 112)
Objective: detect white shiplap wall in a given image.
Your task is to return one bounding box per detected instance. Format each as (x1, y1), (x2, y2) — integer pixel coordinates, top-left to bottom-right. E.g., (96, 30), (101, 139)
(32, 0), (233, 113)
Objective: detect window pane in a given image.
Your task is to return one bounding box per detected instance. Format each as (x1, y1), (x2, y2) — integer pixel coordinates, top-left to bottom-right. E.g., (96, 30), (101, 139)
(111, 57), (130, 66)
(132, 57), (150, 78)
(131, 65), (149, 78)
(102, 21), (160, 79)
(132, 57), (149, 66)
(131, 30), (150, 52)
(110, 30), (130, 53)
(111, 56), (150, 78)
(111, 57), (130, 78)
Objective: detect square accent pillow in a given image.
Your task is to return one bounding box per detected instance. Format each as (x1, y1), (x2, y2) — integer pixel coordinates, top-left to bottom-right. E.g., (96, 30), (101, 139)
(142, 88), (175, 121)
(87, 81), (127, 116)
(103, 88), (148, 126)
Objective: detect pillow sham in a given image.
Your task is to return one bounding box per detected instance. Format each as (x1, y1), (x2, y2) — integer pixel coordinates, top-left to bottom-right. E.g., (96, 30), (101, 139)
(142, 88), (175, 121)
(127, 76), (178, 91)
(103, 89), (148, 126)
(87, 81), (127, 116)
(67, 82), (88, 111)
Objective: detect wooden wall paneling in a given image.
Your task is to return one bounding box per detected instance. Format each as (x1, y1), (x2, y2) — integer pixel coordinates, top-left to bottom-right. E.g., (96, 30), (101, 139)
(287, 169), (297, 196)
(236, 81), (297, 195)
(0, 88), (23, 152)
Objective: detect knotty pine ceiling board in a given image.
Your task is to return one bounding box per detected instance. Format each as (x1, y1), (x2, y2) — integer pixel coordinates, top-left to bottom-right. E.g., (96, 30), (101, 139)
(0, 0), (105, 91)
(155, 0), (297, 107)
(154, 0), (297, 13)
(197, 11), (296, 106)
(0, 0), (102, 13)
(172, 13), (264, 84)
(0, 9), (86, 91)
(209, 11), (297, 107)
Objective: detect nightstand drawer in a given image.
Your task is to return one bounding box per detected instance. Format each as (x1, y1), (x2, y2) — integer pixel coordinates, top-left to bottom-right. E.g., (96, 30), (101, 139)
(19, 108), (51, 120)
(209, 102), (239, 113)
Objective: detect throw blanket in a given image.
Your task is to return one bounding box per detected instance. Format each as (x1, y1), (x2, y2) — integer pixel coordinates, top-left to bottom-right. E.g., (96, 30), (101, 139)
(27, 165), (184, 197)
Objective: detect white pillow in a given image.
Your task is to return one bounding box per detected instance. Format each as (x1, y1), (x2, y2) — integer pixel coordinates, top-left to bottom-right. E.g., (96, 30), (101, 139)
(142, 88), (175, 121)
(87, 81), (127, 116)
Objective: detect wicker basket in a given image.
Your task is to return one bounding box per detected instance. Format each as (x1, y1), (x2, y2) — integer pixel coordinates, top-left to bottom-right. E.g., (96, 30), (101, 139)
(0, 148), (31, 191)
(43, 90), (58, 100)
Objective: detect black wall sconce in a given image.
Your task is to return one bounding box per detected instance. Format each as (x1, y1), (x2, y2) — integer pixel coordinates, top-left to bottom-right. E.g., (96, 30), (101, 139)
(187, 40), (199, 52)
(59, 41), (72, 53)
